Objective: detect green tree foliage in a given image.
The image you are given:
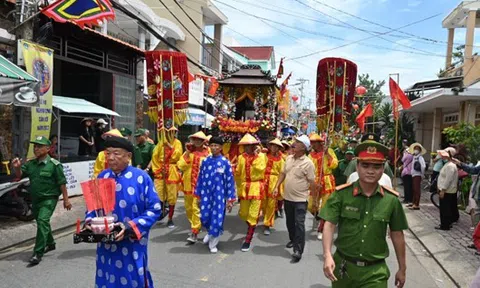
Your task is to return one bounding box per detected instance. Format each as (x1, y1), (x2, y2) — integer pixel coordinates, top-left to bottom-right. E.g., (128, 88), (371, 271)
(443, 122), (480, 163)
(349, 74), (386, 127)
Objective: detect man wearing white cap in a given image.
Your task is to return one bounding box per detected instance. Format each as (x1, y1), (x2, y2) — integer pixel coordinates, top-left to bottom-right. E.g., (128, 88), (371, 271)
(273, 135), (316, 262)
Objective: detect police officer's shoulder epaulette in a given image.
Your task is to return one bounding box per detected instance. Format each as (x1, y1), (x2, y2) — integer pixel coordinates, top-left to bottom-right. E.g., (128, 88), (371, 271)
(335, 182), (353, 191)
(382, 185), (399, 197)
(50, 158), (61, 166)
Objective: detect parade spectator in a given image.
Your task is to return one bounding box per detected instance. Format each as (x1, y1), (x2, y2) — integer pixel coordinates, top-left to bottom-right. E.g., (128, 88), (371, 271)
(78, 118), (94, 156)
(431, 153), (445, 192)
(94, 118), (108, 153)
(401, 148), (414, 204)
(409, 143), (426, 210)
(436, 147), (458, 230)
(273, 135), (316, 262)
(48, 134), (58, 159)
(12, 136), (72, 265)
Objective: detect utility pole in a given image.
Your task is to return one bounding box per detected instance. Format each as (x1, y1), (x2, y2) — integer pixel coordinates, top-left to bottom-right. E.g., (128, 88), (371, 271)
(296, 78), (309, 130)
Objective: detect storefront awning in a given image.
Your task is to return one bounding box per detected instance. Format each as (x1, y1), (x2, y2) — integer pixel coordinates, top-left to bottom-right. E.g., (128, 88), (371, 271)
(52, 95), (120, 116)
(0, 54), (40, 107)
(185, 107), (214, 127)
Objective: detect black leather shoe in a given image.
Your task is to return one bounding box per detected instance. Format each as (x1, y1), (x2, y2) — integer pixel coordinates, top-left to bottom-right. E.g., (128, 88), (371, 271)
(434, 226), (450, 231)
(286, 241), (294, 248)
(44, 244), (56, 254)
(29, 254), (42, 265)
(292, 251), (302, 262)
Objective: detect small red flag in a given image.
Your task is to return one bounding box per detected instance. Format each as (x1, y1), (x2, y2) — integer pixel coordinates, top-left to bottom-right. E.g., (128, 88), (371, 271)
(389, 78), (411, 120)
(280, 72), (292, 98)
(356, 103), (373, 132)
(208, 78), (219, 96)
(277, 57), (284, 78)
(188, 72), (195, 83)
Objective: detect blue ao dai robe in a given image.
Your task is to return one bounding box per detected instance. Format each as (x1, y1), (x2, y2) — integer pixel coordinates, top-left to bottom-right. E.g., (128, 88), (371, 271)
(195, 155), (236, 237)
(85, 166), (161, 288)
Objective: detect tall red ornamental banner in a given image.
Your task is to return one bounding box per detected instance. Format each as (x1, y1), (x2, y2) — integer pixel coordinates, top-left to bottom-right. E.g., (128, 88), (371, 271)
(145, 51), (189, 143)
(316, 57), (357, 134)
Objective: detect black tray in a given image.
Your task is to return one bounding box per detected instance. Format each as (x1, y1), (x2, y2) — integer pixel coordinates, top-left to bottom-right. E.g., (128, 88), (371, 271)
(73, 226), (122, 244)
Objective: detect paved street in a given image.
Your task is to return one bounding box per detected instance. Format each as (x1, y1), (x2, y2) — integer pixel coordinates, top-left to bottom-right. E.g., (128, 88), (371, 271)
(0, 199), (455, 288)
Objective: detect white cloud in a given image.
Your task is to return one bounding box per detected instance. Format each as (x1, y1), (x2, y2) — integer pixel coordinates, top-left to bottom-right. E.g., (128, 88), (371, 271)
(408, 0), (422, 7)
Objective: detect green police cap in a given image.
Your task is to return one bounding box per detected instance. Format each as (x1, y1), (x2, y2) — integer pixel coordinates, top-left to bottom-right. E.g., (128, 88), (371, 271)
(31, 136), (51, 146)
(119, 127), (132, 137)
(134, 128), (146, 137)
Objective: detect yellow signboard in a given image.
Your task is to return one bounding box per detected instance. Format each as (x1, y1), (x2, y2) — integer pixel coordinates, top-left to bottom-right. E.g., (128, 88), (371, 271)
(20, 40), (54, 158)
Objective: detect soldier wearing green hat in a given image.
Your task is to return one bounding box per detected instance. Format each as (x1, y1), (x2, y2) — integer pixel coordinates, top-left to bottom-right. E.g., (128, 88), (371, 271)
(334, 148), (355, 186)
(321, 137), (408, 288)
(133, 128), (155, 171)
(12, 136), (72, 265)
(119, 127), (133, 138)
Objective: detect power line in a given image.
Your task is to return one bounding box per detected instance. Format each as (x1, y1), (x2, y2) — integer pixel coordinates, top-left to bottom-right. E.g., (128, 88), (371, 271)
(157, 0), (223, 69)
(293, 0), (445, 57)
(230, 0), (421, 41)
(171, 0), (231, 67)
(182, 2), (318, 71)
(287, 12), (443, 61)
(186, 1), (429, 72)
(307, 0), (480, 49)
(111, 0), (206, 71)
(215, 0), (445, 58)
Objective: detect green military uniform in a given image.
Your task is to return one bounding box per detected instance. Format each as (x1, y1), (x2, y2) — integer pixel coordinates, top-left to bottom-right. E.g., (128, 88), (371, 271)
(334, 148), (354, 186)
(133, 128), (155, 170)
(334, 147), (346, 162)
(320, 181), (408, 287)
(133, 142), (154, 169)
(21, 137), (67, 257)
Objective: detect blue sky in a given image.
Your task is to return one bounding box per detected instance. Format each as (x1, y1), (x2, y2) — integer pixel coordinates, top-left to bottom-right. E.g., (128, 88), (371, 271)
(210, 0), (465, 109)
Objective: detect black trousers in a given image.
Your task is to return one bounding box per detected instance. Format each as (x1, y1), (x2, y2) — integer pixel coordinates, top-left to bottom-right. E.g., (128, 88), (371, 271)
(284, 200), (307, 254)
(402, 175), (413, 203)
(440, 193), (458, 229)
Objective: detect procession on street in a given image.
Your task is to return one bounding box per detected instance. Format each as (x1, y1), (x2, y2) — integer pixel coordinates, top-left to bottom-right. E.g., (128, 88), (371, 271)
(3, 0), (480, 287)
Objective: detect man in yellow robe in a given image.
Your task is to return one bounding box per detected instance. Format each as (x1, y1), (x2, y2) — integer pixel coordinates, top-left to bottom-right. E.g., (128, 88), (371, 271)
(308, 133), (338, 213)
(262, 138), (285, 236)
(177, 131), (210, 243)
(235, 133), (267, 252)
(150, 130), (183, 228)
(308, 133), (338, 240)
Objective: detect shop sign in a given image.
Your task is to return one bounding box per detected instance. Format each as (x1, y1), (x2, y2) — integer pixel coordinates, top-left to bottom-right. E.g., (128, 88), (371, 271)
(188, 78), (204, 106)
(60, 160), (95, 198)
(186, 111), (205, 126)
(20, 40), (53, 158)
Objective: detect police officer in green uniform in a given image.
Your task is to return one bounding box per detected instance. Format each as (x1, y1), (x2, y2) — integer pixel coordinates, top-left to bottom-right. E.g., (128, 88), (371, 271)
(343, 134), (394, 180)
(133, 128), (155, 170)
(334, 148), (355, 186)
(12, 136), (72, 265)
(321, 136), (408, 288)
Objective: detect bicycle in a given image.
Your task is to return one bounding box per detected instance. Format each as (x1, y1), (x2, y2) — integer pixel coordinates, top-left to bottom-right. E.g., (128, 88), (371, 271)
(430, 175), (467, 209)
